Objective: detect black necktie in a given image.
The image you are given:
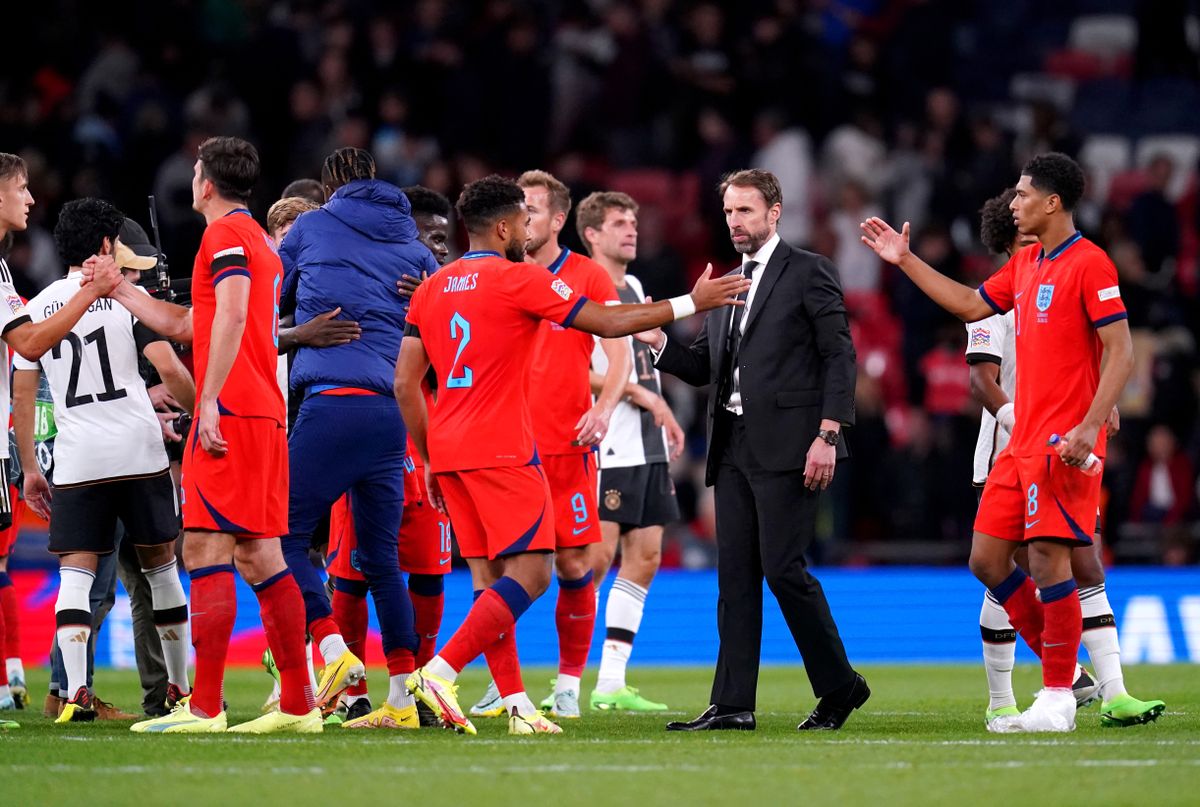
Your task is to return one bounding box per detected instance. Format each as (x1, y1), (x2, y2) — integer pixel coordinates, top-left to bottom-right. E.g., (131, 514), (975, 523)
(721, 261), (758, 404)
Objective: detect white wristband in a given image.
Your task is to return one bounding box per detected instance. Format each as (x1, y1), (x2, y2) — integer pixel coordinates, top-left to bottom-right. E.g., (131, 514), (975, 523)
(996, 402), (1015, 434)
(668, 294), (696, 320)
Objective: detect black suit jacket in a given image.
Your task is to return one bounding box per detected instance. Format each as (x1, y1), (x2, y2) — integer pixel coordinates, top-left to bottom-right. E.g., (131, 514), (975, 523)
(655, 238), (856, 486)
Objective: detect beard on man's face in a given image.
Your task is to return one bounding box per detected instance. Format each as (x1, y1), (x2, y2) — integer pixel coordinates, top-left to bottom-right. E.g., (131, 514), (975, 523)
(504, 240), (527, 263)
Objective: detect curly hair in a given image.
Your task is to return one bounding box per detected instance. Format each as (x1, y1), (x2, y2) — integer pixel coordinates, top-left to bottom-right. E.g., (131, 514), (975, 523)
(321, 147), (376, 192)
(979, 188), (1018, 256)
(402, 185), (453, 220)
(455, 175), (525, 233)
(54, 198), (126, 267)
(1022, 152), (1085, 211)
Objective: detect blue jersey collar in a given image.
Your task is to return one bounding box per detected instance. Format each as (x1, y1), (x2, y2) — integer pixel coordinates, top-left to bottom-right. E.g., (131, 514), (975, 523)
(548, 248), (570, 275)
(1038, 231), (1082, 262)
(463, 250), (501, 260)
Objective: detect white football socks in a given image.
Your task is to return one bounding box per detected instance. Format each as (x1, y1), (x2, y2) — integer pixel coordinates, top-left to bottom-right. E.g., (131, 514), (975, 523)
(979, 591), (1017, 711)
(596, 577), (647, 694)
(55, 567), (96, 697)
(142, 560), (191, 691)
(1079, 583), (1126, 701)
(318, 633), (351, 664)
(387, 674), (415, 709)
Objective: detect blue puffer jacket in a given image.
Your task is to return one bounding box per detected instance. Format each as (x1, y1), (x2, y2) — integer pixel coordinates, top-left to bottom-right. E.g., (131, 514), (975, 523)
(280, 179), (438, 396)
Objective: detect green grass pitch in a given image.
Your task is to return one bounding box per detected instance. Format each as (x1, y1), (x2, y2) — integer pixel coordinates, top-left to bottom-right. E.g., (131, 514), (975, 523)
(1, 664), (1196, 806)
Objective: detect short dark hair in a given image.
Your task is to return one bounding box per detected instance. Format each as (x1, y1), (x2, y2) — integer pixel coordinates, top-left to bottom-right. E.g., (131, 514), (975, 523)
(0, 153), (26, 183)
(197, 136), (259, 204)
(456, 175), (525, 233)
(282, 178), (325, 205)
(55, 198), (126, 267)
(1022, 152), (1085, 211)
(403, 185), (453, 220)
(321, 147), (376, 192)
(979, 187), (1018, 256)
(719, 169), (782, 208)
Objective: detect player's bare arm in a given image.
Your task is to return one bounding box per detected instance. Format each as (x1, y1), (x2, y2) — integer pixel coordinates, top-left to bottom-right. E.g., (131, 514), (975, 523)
(2, 261), (121, 362)
(572, 265), (749, 339)
(969, 362), (1015, 435)
(86, 256), (195, 344)
(860, 217), (994, 322)
(393, 334), (444, 513)
(197, 275), (252, 458)
(143, 341), (196, 415)
(11, 368), (49, 520)
(277, 306), (361, 352)
(1058, 319), (1134, 467)
(575, 337), (632, 446)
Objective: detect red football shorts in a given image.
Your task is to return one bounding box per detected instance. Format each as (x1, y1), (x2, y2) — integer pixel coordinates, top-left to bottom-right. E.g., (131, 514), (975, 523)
(326, 462), (452, 579)
(974, 451), (1099, 545)
(436, 464), (555, 560)
(181, 416), (288, 538)
(541, 452), (601, 549)
(0, 487), (22, 555)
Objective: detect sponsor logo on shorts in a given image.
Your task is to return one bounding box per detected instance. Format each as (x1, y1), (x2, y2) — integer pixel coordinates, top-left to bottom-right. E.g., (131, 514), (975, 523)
(604, 489), (621, 511)
(572, 525), (590, 535)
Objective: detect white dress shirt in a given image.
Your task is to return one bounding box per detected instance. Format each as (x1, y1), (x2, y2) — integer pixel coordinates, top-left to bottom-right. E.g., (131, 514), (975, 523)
(650, 232), (780, 416)
(725, 233), (779, 415)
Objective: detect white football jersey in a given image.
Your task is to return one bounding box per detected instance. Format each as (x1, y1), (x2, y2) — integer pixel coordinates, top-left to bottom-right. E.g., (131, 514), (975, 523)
(14, 273), (169, 485)
(965, 311), (1017, 484)
(0, 259), (34, 460)
(591, 274), (669, 469)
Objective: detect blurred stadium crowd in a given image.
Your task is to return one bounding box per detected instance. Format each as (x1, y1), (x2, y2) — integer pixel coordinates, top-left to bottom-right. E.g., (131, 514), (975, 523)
(1, 0), (1198, 566)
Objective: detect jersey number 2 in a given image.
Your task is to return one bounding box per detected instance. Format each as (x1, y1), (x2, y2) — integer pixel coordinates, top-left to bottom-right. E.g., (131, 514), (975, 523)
(447, 312), (473, 389)
(51, 327), (128, 408)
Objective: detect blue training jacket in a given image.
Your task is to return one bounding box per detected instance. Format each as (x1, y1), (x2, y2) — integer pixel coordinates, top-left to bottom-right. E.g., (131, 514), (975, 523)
(280, 179), (438, 396)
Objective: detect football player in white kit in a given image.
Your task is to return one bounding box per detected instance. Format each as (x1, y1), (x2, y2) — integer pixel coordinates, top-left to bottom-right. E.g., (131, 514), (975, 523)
(578, 191), (685, 712)
(13, 198), (192, 723)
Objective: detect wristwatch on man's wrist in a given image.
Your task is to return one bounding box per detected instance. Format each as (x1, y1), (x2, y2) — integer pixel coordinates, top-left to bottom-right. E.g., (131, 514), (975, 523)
(818, 429), (840, 447)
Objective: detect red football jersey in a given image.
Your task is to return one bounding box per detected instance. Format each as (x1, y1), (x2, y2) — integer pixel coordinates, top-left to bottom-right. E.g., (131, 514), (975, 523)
(979, 233), (1127, 458)
(191, 210), (286, 425)
(528, 249), (620, 455)
(405, 250), (588, 471)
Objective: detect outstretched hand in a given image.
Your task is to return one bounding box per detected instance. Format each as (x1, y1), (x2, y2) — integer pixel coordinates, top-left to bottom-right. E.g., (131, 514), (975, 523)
(860, 217), (911, 266)
(689, 264), (751, 313)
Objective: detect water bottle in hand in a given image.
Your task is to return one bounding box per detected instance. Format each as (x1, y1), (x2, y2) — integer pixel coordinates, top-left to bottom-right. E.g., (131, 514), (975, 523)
(1047, 434), (1102, 476)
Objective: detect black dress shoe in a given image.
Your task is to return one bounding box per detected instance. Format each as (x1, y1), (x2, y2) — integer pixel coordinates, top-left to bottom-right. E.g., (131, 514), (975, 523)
(666, 705), (755, 732)
(797, 673), (870, 731)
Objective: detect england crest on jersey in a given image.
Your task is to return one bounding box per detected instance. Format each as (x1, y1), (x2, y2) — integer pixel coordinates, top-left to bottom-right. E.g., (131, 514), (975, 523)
(1036, 284), (1055, 312)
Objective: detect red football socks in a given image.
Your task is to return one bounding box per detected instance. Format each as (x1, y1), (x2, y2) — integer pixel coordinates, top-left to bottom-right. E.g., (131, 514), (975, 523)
(440, 588), (521, 672)
(999, 575), (1044, 658)
(332, 586), (369, 696)
(484, 629), (524, 697)
(410, 590), (444, 668)
(555, 574), (595, 678)
(254, 571), (315, 716)
(189, 566), (237, 718)
(0, 579), (17, 669)
(385, 647), (415, 677)
(1040, 580), (1082, 689)
(0, 601), (8, 688)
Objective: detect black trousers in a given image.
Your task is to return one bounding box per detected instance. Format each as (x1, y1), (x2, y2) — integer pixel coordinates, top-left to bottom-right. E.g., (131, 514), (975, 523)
(710, 413), (854, 710)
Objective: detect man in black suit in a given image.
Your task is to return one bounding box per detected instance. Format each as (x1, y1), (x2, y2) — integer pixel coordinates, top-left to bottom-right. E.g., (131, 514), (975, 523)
(639, 169), (868, 731)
